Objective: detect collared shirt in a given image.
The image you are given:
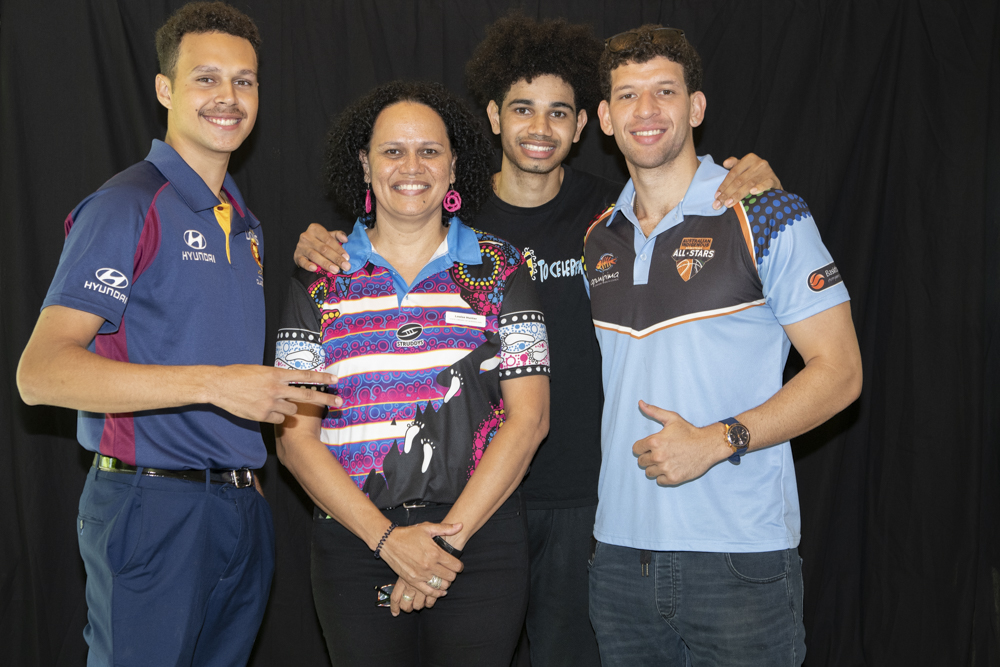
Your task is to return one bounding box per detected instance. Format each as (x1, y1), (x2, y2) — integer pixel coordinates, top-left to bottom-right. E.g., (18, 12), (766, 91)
(43, 139), (266, 469)
(275, 220), (549, 508)
(583, 155), (849, 552)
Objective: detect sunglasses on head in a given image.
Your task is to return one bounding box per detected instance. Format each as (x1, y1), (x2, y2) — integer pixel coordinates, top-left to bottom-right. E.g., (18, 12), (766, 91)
(605, 27), (686, 52)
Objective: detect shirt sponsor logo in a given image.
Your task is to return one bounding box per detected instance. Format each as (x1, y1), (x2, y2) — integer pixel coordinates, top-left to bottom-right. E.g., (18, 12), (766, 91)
(395, 322), (425, 348)
(95, 268), (128, 289)
(182, 250), (217, 263)
(808, 262), (843, 292)
(184, 230), (207, 249)
(595, 253), (617, 272)
(589, 271), (619, 288)
(182, 230), (216, 263)
(85, 268), (128, 304)
(672, 238), (714, 282)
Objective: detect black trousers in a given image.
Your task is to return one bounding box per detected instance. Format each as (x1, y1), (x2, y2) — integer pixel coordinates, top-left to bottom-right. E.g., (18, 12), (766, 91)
(523, 504), (601, 667)
(311, 492), (529, 667)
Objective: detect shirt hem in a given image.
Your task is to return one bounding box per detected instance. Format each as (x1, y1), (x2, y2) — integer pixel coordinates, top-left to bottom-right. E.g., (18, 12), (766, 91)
(592, 529), (800, 552)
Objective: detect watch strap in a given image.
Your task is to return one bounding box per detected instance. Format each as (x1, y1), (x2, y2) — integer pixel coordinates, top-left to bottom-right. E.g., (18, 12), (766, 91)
(721, 418), (749, 465)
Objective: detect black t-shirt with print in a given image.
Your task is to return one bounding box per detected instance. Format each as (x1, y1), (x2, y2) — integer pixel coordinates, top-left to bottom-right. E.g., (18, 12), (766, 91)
(473, 165), (622, 509)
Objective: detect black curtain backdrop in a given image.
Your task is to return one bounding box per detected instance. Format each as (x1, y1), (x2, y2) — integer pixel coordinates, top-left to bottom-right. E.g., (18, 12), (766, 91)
(2, 1), (997, 665)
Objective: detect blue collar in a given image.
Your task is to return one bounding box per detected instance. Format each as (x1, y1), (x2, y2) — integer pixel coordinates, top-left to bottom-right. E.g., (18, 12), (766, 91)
(609, 155), (729, 233)
(342, 217), (483, 273)
(144, 139), (256, 228)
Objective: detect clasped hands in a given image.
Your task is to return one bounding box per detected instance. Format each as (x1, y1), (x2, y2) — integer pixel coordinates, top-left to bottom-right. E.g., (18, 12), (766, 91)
(632, 400), (732, 487)
(377, 521), (465, 617)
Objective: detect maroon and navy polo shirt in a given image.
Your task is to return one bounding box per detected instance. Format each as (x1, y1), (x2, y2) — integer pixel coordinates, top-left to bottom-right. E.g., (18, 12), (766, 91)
(275, 220), (550, 508)
(42, 140), (266, 470)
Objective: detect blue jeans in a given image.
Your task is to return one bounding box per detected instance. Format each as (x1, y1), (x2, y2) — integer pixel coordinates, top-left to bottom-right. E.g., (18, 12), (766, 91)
(589, 542), (806, 666)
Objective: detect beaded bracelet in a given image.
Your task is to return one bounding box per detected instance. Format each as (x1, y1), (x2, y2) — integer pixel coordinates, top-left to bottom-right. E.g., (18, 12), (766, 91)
(374, 522), (397, 560)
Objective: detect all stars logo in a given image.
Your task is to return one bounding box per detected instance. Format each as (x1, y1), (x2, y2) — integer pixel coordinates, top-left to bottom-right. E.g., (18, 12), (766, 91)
(672, 237), (715, 282)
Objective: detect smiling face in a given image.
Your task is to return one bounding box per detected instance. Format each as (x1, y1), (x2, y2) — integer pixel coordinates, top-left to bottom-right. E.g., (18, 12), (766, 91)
(487, 74), (587, 176)
(361, 101), (457, 226)
(597, 56), (705, 172)
(156, 31), (258, 167)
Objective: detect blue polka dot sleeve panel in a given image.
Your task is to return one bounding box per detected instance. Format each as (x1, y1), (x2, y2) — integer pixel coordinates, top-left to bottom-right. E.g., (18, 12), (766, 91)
(742, 190), (811, 265)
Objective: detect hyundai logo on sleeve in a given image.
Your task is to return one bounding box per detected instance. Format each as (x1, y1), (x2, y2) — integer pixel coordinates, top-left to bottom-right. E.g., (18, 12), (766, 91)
(184, 230), (207, 249)
(95, 268), (129, 289)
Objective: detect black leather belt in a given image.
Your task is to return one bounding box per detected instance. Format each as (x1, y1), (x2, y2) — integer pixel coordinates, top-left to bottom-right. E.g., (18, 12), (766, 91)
(93, 454), (256, 489)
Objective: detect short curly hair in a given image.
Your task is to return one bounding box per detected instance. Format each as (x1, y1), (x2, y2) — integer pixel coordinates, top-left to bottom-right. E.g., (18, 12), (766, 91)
(466, 13), (603, 113)
(599, 25), (703, 100)
(155, 2), (261, 80)
(325, 81), (495, 227)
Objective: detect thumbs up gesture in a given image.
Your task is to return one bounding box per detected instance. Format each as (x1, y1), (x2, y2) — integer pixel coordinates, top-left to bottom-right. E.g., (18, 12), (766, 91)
(631, 400), (733, 487)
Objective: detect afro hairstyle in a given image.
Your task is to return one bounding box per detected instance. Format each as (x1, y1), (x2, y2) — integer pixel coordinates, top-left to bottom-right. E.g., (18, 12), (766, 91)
(466, 13), (603, 113)
(325, 81), (495, 227)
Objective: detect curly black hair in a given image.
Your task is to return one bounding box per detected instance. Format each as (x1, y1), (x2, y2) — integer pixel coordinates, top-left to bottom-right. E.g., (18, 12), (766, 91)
(155, 2), (261, 80)
(466, 13), (603, 113)
(325, 81), (495, 227)
(599, 24), (702, 100)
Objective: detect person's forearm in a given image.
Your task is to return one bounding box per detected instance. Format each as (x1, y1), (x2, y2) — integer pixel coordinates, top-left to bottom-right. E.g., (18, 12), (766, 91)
(738, 353), (862, 453)
(441, 405), (549, 550)
(276, 425), (390, 550)
(18, 338), (216, 412)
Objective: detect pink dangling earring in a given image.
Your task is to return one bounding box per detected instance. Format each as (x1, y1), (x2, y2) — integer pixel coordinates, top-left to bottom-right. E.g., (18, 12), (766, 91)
(443, 189), (462, 213)
(364, 186), (372, 214)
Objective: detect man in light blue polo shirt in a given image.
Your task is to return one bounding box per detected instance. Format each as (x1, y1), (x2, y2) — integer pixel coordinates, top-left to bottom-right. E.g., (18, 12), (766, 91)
(582, 25), (863, 666)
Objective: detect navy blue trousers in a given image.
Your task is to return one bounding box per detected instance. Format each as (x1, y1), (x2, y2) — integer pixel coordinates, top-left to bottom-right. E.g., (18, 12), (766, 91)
(77, 467), (275, 667)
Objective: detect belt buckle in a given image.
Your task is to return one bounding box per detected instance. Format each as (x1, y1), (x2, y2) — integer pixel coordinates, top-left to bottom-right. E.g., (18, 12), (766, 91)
(223, 468), (254, 489)
(402, 501), (426, 509)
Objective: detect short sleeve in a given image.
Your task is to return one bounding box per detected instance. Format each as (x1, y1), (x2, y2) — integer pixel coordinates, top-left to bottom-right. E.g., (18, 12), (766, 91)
(497, 261), (551, 379)
(274, 269), (327, 373)
(756, 204), (850, 326)
(42, 189), (148, 334)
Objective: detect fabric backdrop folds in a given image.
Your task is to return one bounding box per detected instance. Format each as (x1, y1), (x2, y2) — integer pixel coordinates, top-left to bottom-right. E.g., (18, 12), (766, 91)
(1, 1), (997, 665)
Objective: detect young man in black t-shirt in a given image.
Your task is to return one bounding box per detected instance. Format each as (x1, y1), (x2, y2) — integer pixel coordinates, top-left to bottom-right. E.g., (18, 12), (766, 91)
(294, 15), (781, 667)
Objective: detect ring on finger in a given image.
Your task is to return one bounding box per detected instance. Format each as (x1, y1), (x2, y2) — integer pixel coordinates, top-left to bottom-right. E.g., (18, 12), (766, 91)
(402, 593), (414, 602)
(428, 574), (443, 590)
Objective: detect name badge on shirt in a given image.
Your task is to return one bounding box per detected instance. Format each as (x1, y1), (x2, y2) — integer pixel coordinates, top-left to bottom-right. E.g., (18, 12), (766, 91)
(446, 311), (486, 328)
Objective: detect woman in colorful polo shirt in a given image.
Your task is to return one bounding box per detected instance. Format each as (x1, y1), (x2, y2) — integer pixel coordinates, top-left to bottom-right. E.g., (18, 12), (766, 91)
(275, 81), (550, 666)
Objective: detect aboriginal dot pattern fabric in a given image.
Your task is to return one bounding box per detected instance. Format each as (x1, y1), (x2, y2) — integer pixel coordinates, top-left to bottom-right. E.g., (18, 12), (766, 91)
(743, 189), (811, 264)
(275, 225), (549, 509)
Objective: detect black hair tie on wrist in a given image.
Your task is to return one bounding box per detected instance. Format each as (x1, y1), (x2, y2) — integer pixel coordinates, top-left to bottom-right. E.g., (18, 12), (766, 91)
(374, 522), (397, 559)
(433, 535), (464, 559)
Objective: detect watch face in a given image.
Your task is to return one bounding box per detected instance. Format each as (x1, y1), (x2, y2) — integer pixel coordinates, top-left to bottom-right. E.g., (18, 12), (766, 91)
(728, 424), (751, 449)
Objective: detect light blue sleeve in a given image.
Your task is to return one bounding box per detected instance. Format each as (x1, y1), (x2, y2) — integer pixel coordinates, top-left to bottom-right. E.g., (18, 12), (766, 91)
(756, 207), (850, 326)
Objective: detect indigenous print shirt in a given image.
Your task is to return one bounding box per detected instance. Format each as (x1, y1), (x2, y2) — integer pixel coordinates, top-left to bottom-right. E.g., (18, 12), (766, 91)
(276, 219), (549, 508)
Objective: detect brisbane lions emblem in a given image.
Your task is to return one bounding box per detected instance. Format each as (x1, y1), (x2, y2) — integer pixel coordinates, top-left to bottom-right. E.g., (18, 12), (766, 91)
(671, 237), (715, 282)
